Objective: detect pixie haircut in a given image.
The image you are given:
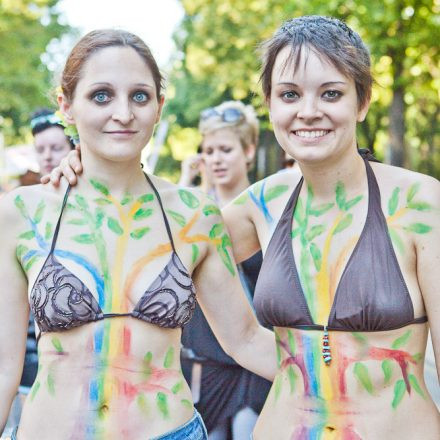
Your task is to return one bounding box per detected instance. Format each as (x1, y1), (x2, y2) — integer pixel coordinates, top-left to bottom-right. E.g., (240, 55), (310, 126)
(199, 100), (259, 150)
(61, 29), (164, 102)
(260, 16), (373, 109)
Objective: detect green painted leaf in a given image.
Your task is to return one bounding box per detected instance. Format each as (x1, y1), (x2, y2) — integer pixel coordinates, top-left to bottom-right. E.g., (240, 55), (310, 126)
(287, 330), (296, 354)
(107, 217), (123, 235)
(133, 208), (153, 220)
(392, 379), (406, 409)
(388, 229), (405, 255)
(203, 204), (221, 216)
(16, 244), (28, 260)
(130, 227), (150, 239)
(335, 181), (346, 210)
(137, 393), (149, 413)
(137, 193), (154, 204)
(273, 374), (282, 402)
(75, 194), (89, 210)
(392, 330), (412, 349)
(354, 362), (374, 394)
(72, 234), (94, 244)
(47, 373), (55, 395)
(33, 201), (45, 224)
(407, 201), (431, 211)
(293, 197), (306, 227)
(388, 187), (400, 216)
(209, 223), (224, 238)
(217, 245), (236, 276)
(30, 381), (41, 402)
(404, 223), (432, 234)
(334, 214), (353, 234)
(52, 338), (63, 353)
(166, 210), (186, 227)
(163, 347), (174, 368)
(14, 195), (27, 218)
(178, 189), (200, 209)
(305, 225), (325, 242)
(24, 255), (39, 272)
(309, 243), (322, 271)
(412, 353), (423, 363)
(95, 209), (105, 228)
(191, 244), (199, 264)
(45, 222), (53, 240)
(181, 399), (192, 409)
(344, 195), (363, 211)
(309, 203), (334, 217)
(156, 392), (169, 418)
(121, 194), (133, 205)
(264, 185), (289, 203)
(252, 181), (263, 197)
(67, 218), (88, 226)
(221, 233), (232, 248)
(382, 360), (393, 385)
(287, 365), (297, 393)
(144, 352), (153, 363)
(275, 332), (281, 367)
(291, 228), (301, 239)
(351, 332), (368, 344)
(233, 193), (248, 205)
(406, 183), (420, 203)
(94, 198), (112, 206)
(408, 374), (425, 398)
(19, 230), (35, 240)
(171, 381), (184, 394)
(90, 179), (109, 196)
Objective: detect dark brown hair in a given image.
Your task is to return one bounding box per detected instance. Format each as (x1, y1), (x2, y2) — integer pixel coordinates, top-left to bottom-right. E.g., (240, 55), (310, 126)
(61, 29), (164, 102)
(260, 16), (373, 109)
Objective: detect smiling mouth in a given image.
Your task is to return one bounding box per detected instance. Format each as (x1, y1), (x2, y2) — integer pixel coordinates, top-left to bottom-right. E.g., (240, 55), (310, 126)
(293, 130), (330, 138)
(105, 130), (138, 134)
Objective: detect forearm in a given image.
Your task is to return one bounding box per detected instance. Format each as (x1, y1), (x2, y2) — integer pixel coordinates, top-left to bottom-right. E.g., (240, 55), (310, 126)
(227, 323), (278, 381)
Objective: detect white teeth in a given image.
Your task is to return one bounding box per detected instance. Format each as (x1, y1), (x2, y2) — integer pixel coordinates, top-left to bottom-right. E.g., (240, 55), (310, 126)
(295, 130), (329, 138)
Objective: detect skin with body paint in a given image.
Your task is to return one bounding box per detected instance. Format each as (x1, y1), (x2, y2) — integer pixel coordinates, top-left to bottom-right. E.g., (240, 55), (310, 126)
(0, 33), (276, 439)
(222, 32), (440, 440)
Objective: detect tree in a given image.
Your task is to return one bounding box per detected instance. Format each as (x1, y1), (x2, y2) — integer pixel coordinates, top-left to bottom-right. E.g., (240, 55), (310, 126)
(0, 0), (74, 144)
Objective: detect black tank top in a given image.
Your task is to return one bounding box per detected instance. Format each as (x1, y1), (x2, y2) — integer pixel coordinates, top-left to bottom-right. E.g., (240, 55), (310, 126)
(254, 157), (427, 332)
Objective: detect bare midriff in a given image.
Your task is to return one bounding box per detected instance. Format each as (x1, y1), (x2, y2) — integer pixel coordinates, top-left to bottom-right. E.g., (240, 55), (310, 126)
(18, 317), (194, 440)
(254, 323), (440, 440)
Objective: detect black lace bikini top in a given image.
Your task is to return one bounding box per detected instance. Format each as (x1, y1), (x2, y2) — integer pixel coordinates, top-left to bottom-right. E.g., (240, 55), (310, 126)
(30, 173), (196, 334)
(253, 156), (428, 332)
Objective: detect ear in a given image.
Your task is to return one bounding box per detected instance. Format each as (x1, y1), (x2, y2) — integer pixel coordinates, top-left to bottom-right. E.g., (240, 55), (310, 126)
(356, 98), (370, 123)
(155, 95), (165, 124)
(57, 93), (75, 125)
(245, 143), (256, 163)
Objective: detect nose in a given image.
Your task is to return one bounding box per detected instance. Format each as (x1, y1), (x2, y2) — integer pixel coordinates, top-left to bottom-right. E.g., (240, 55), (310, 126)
(112, 98), (134, 124)
(297, 96), (323, 121)
(211, 149), (222, 163)
(42, 146), (52, 161)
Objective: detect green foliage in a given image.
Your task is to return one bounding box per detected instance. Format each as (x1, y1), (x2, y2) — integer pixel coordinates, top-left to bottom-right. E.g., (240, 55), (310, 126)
(130, 227), (150, 240)
(163, 347), (174, 368)
(107, 217), (123, 235)
(166, 210), (187, 227)
(354, 362), (374, 395)
(156, 392), (169, 418)
(0, 0), (75, 143)
(203, 204), (221, 216)
(191, 244), (199, 263)
(179, 189), (200, 209)
(392, 330), (412, 349)
(264, 185), (289, 203)
(388, 188), (400, 215)
(133, 208), (153, 221)
(382, 359), (393, 385)
(392, 379), (406, 409)
(90, 179), (109, 196)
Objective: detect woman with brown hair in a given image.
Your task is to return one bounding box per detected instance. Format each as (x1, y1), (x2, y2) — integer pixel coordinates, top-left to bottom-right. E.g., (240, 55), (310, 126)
(0, 29), (276, 440)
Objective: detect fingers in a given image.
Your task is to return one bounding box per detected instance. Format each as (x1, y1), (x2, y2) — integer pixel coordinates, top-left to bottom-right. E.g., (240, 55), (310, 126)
(48, 167), (64, 187)
(70, 149), (83, 175)
(40, 173), (50, 184)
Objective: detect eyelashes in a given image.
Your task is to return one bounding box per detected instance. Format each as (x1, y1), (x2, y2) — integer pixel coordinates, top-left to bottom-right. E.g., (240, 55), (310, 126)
(90, 90), (150, 105)
(278, 89), (344, 102)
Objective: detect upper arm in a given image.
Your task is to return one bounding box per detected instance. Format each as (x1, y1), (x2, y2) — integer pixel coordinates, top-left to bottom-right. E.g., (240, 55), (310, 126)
(0, 193), (30, 380)
(414, 178), (440, 376)
(192, 211), (259, 356)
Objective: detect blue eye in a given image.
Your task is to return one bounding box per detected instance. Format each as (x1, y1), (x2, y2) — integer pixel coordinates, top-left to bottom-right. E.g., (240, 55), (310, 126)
(93, 91), (110, 104)
(281, 91), (299, 101)
(133, 91), (148, 103)
(323, 90), (342, 100)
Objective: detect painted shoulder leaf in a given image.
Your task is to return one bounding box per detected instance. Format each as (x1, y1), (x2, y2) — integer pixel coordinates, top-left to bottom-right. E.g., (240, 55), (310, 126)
(273, 374), (282, 402)
(233, 193), (248, 205)
(94, 198), (112, 206)
(19, 230), (35, 240)
(90, 179), (109, 196)
(391, 330), (411, 349)
(203, 204), (221, 216)
(309, 243), (322, 271)
(287, 365), (297, 393)
(67, 218), (88, 226)
(407, 201), (432, 211)
(252, 181), (263, 197)
(191, 244), (199, 264)
(388, 187), (400, 216)
(75, 194), (89, 210)
(178, 189), (200, 209)
(309, 202), (334, 217)
(209, 223), (224, 238)
(264, 185), (289, 203)
(33, 201), (45, 224)
(344, 195), (363, 211)
(137, 193), (154, 204)
(14, 195), (28, 218)
(45, 222), (53, 240)
(72, 234), (94, 244)
(305, 224), (325, 242)
(334, 213), (353, 234)
(406, 183), (420, 203)
(388, 229), (405, 255)
(293, 197), (306, 227)
(217, 245), (235, 276)
(166, 210), (186, 227)
(404, 223), (432, 234)
(335, 181), (347, 210)
(130, 227), (150, 239)
(107, 217), (123, 235)
(121, 193), (133, 205)
(134, 208), (153, 220)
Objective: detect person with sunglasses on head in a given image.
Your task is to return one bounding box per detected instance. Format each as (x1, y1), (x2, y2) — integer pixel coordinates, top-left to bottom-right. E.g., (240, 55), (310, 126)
(0, 29), (277, 440)
(180, 101), (271, 440)
(42, 16), (440, 439)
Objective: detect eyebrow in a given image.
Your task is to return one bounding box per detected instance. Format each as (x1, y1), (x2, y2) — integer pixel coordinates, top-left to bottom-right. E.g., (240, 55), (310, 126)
(89, 82), (154, 89)
(276, 81), (347, 87)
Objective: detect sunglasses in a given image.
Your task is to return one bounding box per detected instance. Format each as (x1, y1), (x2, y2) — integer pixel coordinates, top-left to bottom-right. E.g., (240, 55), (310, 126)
(30, 113), (62, 130)
(200, 107), (244, 123)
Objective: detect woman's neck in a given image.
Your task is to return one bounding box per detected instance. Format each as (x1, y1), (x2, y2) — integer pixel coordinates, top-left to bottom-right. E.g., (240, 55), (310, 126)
(298, 149), (366, 200)
(78, 148), (146, 197)
(216, 174), (250, 207)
